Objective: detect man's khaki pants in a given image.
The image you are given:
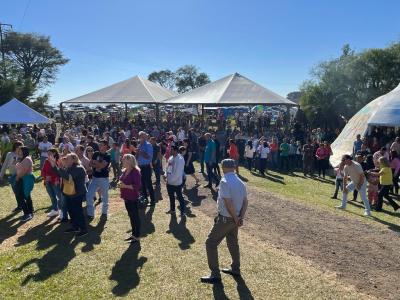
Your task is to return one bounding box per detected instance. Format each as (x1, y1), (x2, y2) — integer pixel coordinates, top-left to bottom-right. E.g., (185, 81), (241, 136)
(205, 215), (240, 278)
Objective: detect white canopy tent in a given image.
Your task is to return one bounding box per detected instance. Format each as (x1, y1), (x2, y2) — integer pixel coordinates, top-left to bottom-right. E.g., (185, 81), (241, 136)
(63, 75), (177, 104)
(330, 83), (400, 167)
(0, 98), (50, 124)
(162, 73), (297, 106)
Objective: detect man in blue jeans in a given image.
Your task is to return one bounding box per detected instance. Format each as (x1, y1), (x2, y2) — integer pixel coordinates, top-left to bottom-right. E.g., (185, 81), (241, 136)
(86, 140), (111, 220)
(203, 133), (220, 188)
(137, 131), (156, 206)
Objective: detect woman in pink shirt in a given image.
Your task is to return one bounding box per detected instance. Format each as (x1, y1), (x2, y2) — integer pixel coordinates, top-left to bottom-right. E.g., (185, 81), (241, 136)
(315, 142), (330, 178)
(15, 146), (34, 222)
(119, 154), (142, 243)
(390, 150), (400, 195)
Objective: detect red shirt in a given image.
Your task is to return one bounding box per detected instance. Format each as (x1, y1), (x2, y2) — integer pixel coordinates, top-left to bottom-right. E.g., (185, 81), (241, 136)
(269, 142), (278, 152)
(41, 159), (60, 185)
(229, 144), (239, 160)
(120, 168), (141, 201)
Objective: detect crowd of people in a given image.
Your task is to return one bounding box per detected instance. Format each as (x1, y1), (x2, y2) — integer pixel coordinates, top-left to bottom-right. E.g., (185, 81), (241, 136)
(1, 113), (400, 282)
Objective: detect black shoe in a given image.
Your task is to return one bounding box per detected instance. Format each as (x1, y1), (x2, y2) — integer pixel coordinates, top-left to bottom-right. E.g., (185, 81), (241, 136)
(200, 276), (221, 284)
(13, 207), (22, 212)
(76, 230), (88, 237)
(165, 210), (175, 214)
(20, 214), (32, 222)
(203, 184), (212, 188)
(221, 268), (241, 277)
(87, 216), (94, 222)
(124, 235), (134, 241)
(100, 214), (108, 220)
(65, 228), (80, 233)
(331, 196), (337, 199)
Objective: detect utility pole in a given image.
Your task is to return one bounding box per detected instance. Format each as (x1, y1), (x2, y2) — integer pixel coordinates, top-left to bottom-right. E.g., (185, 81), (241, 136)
(0, 22), (13, 80)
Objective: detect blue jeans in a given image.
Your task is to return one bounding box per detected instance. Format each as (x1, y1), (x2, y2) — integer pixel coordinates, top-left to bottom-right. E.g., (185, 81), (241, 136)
(40, 156), (47, 170)
(86, 177), (110, 217)
(270, 152), (278, 169)
(45, 182), (62, 211)
(341, 181), (371, 214)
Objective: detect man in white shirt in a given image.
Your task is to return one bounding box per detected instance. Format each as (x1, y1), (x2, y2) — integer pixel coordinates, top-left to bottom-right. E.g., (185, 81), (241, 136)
(58, 136), (74, 153)
(38, 135), (53, 169)
(164, 145), (186, 216)
(177, 128), (186, 143)
(336, 154), (371, 216)
(201, 159), (248, 284)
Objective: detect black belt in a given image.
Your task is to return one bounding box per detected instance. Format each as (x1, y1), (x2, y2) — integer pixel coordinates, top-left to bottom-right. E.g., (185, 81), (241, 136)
(218, 214), (234, 220)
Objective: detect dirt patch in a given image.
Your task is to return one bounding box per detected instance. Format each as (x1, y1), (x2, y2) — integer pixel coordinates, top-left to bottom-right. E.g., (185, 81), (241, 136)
(182, 179), (400, 300)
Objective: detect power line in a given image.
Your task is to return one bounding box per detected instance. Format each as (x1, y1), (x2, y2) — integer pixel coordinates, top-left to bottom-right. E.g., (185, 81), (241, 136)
(19, 0), (31, 30)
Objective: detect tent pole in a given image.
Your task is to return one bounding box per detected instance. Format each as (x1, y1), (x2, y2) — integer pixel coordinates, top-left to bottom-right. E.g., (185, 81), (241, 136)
(59, 103), (64, 124)
(285, 105), (291, 133)
(201, 105), (205, 128)
(155, 104), (160, 124)
(125, 103), (128, 120)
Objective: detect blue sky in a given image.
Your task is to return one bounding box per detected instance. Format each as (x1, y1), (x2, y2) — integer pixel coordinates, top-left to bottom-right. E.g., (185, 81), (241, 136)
(2, 0), (400, 104)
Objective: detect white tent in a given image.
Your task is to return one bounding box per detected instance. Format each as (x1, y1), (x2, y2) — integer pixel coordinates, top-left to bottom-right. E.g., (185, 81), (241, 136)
(162, 73), (296, 106)
(0, 98), (50, 124)
(63, 75), (177, 104)
(330, 83), (400, 167)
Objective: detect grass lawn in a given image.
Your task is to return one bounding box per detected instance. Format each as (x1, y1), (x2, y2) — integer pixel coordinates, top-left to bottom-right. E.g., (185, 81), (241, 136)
(0, 175), (370, 299)
(229, 165), (400, 232)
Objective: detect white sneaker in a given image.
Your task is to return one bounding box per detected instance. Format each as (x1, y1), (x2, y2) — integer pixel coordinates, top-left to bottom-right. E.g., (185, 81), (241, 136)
(335, 205), (345, 210)
(364, 211), (371, 217)
(47, 210), (59, 217)
(58, 210), (64, 220)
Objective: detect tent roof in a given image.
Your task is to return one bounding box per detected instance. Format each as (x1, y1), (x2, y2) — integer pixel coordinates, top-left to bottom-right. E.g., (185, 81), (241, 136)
(330, 82), (400, 167)
(162, 73), (296, 106)
(63, 75), (177, 104)
(367, 83), (400, 127)
(0, 98), (50, 124)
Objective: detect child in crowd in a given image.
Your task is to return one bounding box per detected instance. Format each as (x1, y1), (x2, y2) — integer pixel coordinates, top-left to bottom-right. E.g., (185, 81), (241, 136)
(331, 161), (344, 199)
(367, 172), (379, 207)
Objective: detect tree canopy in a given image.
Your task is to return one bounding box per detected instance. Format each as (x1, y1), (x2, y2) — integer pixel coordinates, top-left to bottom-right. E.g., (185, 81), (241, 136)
(148, 65), (210, 94)
(0, 31), (69, 111)
(300, 43), (400, 130)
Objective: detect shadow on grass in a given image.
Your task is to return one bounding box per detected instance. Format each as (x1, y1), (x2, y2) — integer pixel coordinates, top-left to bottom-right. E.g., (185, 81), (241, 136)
(212, 276), (254, 300)
(166, 214), (195, 250)
(251, 171), (286, 185)
(0, 211), (23, 245)
(183, 186), (207, 207)
(344, 201), (400, 233)
(109, 243), (147, 296)
(139, 206), (155, 237)
(213, 283), (229, 300)
(14, 216), (107, 285)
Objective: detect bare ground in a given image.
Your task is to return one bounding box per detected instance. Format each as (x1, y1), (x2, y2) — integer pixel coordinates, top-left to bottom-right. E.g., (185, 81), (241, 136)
(182, 179), (400, 300)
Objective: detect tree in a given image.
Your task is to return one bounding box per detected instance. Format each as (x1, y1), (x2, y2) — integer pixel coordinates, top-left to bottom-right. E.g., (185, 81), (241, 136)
(148, 65), (211, 94)
(3, 32), (69, 88)
(147, 69), (175, 89)
(175, 65), (210, 93)
(299, 42), (400, 130)
(0, 31), (68, 108)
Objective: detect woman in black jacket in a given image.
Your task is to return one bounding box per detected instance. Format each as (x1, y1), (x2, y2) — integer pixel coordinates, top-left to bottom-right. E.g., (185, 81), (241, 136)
(49, 153), (88, 237)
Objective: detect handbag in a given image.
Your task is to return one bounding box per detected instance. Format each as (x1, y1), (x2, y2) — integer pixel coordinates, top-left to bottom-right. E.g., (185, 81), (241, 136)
(63, 174), (76, 196)
(137, 194), (149, 209)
